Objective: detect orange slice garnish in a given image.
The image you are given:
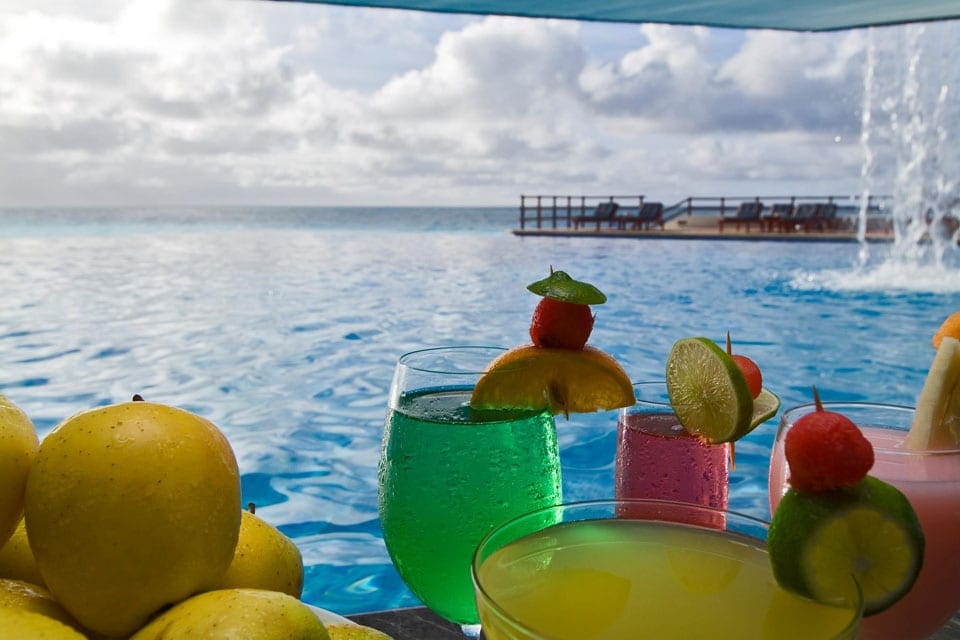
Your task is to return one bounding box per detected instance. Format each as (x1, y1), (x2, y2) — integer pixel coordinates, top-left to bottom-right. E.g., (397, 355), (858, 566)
(470, 344), (633, 417)
(933, 311), (960, 349)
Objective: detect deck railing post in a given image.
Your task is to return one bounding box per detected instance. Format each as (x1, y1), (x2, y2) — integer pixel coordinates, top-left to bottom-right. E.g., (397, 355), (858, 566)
(513, 192), (894, 236)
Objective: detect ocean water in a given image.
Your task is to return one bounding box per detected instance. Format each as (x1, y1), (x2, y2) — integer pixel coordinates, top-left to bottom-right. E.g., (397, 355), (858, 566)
(2, 206), (959, 615)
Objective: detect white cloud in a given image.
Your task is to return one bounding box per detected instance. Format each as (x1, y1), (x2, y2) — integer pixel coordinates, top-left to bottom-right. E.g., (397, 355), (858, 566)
(0, 0), (891, 206)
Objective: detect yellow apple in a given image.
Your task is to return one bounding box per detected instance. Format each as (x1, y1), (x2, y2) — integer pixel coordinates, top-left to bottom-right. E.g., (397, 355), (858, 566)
(24, 400), (241, 638)
(0, 607), (87, 640)
(0, 518), (44, 587)
(213, 506), (304, 597)
(0, 577), (81, 631)
(0, 395), (39, 548)
(129, 588), (330, 640)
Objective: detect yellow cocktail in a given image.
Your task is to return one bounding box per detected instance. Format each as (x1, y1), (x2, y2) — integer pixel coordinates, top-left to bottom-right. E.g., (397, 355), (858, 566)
(473, 500), (861, 639)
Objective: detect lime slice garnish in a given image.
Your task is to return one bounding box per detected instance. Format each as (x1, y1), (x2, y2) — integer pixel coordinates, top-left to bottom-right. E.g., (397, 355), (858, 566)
(664, 337), (753, 444)
(751, 387), (781, 429)
(768, 476), (924, 616)
(527, 270), (607, 305)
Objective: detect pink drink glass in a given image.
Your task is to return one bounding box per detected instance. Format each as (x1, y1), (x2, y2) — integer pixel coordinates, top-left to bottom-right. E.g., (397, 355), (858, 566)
(615, 382), (731, 526)
(769, 401), (960, 640)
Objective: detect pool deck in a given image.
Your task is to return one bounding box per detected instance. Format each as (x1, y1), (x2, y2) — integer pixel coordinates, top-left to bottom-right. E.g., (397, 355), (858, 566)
(352, 606), (960, 638)
(512, 215), (896, 242)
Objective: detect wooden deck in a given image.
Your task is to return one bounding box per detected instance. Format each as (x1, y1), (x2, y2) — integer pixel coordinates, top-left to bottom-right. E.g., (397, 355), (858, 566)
(512, 212), (895, 243)
(515, 194), (901, 242)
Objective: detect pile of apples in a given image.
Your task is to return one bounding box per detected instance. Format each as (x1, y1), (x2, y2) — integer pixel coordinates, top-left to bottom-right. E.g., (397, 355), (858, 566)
(0, 394), (388, 640)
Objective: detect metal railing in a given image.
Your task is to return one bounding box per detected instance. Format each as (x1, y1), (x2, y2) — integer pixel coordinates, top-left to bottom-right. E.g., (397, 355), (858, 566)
(518, 194), (893, 230)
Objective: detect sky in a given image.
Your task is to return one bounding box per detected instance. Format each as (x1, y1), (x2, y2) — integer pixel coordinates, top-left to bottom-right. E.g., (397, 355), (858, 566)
(0, 0), (925, 207)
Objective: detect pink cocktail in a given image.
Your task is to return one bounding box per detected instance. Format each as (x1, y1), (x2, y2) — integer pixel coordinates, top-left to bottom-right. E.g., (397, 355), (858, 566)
(769, 401), (960, 640)
(616, 382), (730, 526)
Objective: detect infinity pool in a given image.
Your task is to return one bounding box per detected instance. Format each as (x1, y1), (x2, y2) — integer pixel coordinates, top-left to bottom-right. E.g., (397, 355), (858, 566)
(2, 206), (958, 614)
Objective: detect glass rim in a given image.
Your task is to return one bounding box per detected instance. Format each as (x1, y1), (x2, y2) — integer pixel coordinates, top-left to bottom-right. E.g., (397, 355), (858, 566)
(396, 345), (507, 375)
(627, 380), (671, 408)
(471, 497), (862, 639)
(471, 497), (770, 564)
(623, 380), (706, 413)
(781, 400), (960, 455)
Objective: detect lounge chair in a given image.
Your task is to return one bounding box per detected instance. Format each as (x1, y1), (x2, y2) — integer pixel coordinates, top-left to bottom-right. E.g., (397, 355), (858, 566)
(573, 201), (619, 230)
(763, 203), (795, 232)
(620, 201), (664, 230)
(793, 203), (821, 232)
(817, 203), (840, 230)
(718, 201), (763, 232)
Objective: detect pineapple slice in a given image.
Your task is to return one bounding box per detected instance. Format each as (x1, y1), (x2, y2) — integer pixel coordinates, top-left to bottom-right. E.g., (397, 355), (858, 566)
(905, 336), (960, 450)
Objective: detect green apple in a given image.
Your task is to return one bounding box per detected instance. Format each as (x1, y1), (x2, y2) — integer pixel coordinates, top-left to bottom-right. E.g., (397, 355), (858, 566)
(0, 577), (81, 631)
(0, 607), (87, 640)
(0, 518), (44, 587)
(129, 588), (330, 639)
(24, 400), (241, 638)
(213, 506), (304, 597)
(0, 395), (39, 549)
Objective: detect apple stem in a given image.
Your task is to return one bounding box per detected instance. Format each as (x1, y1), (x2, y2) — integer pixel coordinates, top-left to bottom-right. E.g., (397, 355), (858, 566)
(812, 386), (824, 412)
(247, 502), (256, 514)
(725, 331), (733, 355)
(132, 394), (144, 402)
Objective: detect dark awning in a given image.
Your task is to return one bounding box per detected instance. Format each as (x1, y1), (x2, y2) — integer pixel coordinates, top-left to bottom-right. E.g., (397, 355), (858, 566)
(267, 0), (960, 32)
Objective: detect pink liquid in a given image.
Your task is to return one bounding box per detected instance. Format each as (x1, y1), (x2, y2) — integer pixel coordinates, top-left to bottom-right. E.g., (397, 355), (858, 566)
(615, 413), (730, 526)
(770, 426), (960, 640)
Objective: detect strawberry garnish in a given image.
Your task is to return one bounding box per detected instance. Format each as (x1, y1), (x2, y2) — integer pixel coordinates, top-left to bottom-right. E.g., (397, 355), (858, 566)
(784, 388), (874, 493)
(725, 332), (763, 399)
(731, 355), (763, 398)
(529, 297), (594, 350)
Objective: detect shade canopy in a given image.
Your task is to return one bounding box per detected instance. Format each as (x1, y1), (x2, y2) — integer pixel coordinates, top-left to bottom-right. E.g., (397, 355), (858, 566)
(270, 0), (960, 31)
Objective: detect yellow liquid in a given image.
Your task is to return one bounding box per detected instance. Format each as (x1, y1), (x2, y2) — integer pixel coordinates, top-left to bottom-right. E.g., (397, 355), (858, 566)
(476, 519), (859, 639)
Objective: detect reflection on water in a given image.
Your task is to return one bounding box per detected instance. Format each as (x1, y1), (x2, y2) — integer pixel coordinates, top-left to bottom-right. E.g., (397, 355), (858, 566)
(848, 20), (960, 291)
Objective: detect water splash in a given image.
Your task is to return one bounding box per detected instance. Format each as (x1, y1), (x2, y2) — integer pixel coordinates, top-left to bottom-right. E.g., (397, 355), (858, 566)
(822, 20), (960, 292)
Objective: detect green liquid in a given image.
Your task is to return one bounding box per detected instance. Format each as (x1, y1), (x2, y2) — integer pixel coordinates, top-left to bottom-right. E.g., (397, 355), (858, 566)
(378, 388), (561, 624)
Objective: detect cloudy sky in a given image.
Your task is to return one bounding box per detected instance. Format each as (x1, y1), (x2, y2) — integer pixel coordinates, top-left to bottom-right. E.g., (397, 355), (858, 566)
(0, 0), (915, 206)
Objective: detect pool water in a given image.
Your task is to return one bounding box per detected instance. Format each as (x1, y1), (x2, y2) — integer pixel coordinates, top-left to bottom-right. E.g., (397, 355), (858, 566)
(2, 206), (958, 614)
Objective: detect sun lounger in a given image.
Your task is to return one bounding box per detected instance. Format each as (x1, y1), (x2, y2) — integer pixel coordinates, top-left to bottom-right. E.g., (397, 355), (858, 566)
(793, 203), (822, 232)
(817, 203), (840, 230)
(573, 201), (619, 230)
(718, 201), (763, 232)
(620, 201), (664, 230)
(763, 203), (795, 232)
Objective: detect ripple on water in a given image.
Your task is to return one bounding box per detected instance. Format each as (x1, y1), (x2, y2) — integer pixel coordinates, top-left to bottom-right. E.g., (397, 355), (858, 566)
(2, 223), (959, 614)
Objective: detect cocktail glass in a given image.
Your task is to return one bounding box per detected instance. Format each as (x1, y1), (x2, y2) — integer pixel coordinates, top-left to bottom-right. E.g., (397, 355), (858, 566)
(769, 401), (960, 640)
(378, 346), (562, 637)
(472, 499), (862, 639)
(615, 381), (731, 526)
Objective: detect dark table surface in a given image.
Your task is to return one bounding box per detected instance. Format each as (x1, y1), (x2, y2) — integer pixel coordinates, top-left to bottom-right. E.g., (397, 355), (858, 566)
(350, 606), (960, 639)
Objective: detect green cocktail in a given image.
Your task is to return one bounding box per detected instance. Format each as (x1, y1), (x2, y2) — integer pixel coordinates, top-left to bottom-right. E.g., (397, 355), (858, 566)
(378, 347), (562, 633)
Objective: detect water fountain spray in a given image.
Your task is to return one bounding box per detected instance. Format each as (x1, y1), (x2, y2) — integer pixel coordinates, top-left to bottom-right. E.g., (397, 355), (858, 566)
(858, 20), (960, 285)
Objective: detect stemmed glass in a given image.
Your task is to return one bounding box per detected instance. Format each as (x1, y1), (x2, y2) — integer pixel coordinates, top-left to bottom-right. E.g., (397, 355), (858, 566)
(378, 346), (562, 637)
(769, 401), (960, 640)
(472, 499), (862, 639)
